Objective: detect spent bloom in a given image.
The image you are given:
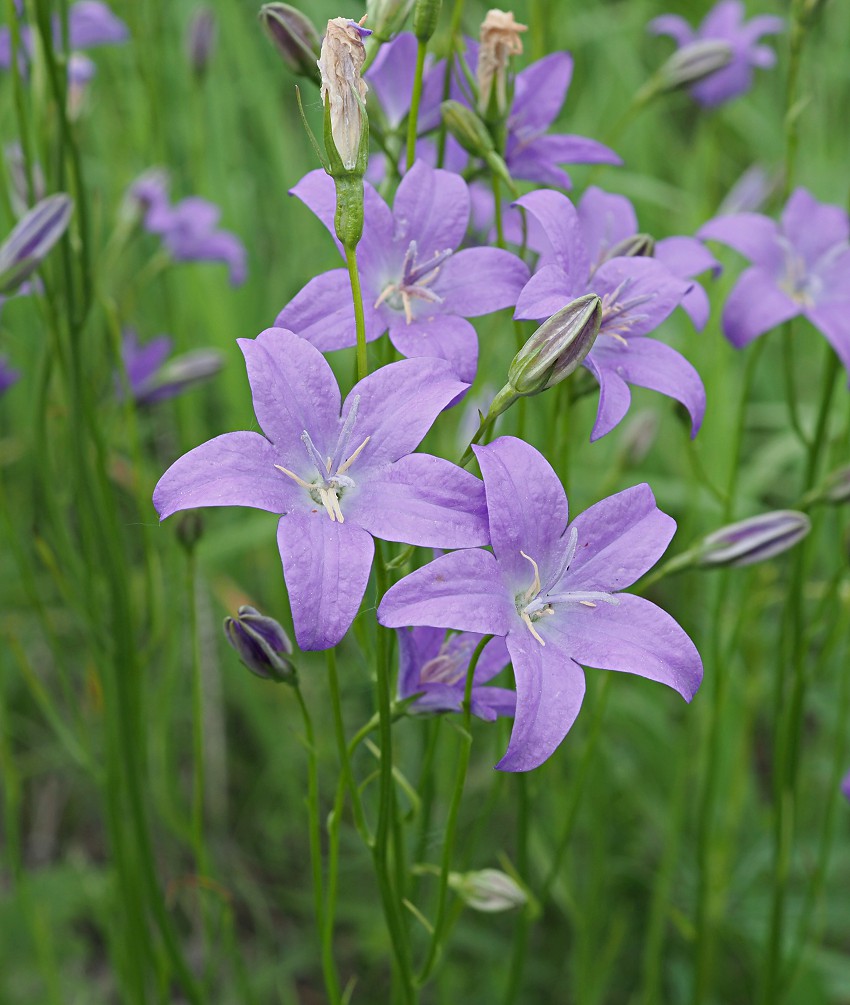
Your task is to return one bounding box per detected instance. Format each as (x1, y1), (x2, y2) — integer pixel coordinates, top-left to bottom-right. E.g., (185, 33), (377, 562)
(513, 189), (706, 441)
(699, 188), (850, 380)
(154, 328), (489, 650)
(379, 436), (703, 771)
(397, 628), (515, 720)
(118, 330), (223, 406)
(277, 161), (529, 384)
(649, 1), (783, 107)
(318, 16), (372, 171)
(477, 9), (528, 116)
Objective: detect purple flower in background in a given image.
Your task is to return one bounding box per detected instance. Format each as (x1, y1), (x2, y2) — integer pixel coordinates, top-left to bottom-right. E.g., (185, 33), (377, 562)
(699, 188), (850, 380)
(1, 1), (127, 73)
(119, 330), (223, 405)
(0, 193), (73, 295)
(514, 189), (706, 441)
(379, 436), (702, 771)
(0, 355), (20, 395)
(154, 328), (489, 650)
(842, 771), (850, 802)
(276, 161), (529, 384)
(649, 1), (783, 107)
(397, 628), (515, 720)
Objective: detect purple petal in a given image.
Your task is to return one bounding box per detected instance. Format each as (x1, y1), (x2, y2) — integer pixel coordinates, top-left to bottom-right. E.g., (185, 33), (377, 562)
(655, 236), (720, 280)
(690, 61), (754, 107)
(153, 431), (297, 519)
(647, 14), (696, 46)
(804, 302), (850, 383)
(698, 213), (784, 273)
(593, 257), (689, 338)
(238, 328), (341, 454)
(435, 247), (530, 317)
(475, 635), (512, 683)
(397, 625), (443, 700)
(68, 1), (129, 48)
(348, 453), (489, 548)
(122, 331), (172, 391)
(506, 138), (574, 188)
(509, 52), (573, 135)
(495, 629), (586, 772)
(277, 511), (374, 650)
(741, 15), (784, 44)
(514, 265), (575, 321)
(378, 549), (514, 636)
(578, 186), (638, 269)
(392, 161), (469, 260)
(532, 133), (622, 169)
(583, 353), (632, 441)
(513, 190), (590, 280)
(564, 484), (676, 592)
(681, 283), (712, 330)
(543, 594), (702, 702)
(388, 314), (478, 385)
(699, 0), (744, 36)
(367, 33), (419, 129)
(275, 269), (385, 351)
(473, 436), (570, 591)
(721, 267), (800, 347)
(780, 188), (850, 270)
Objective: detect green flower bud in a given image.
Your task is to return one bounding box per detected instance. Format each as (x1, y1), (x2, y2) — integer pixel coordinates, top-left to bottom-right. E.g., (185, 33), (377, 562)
(656, 39), (733, 94)
(224, 606), (296, 683)
(603, 232), (655, 262)
(259, 3), (321, 79)
(413, 0), (442, 42)
(367, 0), (414, 41)
(448, 869), (527, 912)
(441, 99), (494, 158)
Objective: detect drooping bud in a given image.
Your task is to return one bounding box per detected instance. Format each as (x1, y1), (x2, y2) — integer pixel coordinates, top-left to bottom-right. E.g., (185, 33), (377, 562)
(186, 6), (217, 79)
(413, 0), (442, 42)
(477, 8), (527, 117)
(224, 606), (296, 683)
(448, 869), (527, 912)
(698, 511), (811, 568)
(717, 165), (773, 216)
(654, 39), (733, 94)
(259, 3), (322, 79)
(0, 193), (74, 294)
(367, 0), (414, 41)
(603, 232), (655, 262)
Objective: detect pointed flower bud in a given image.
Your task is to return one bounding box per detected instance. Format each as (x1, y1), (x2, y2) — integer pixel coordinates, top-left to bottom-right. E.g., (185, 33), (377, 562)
(413, 0), (442, 42)
(5, 142), (46, 216)
(698, 511), (811, 568)
(318, 17), (371, 173)
(186, 6), (216, 78)
(367, 0), (414, 41)
(604, 232), (655, 262)
(441, 99), (495, 158)
(814, 464), (850, 506)
(259, 3), (321, 79)
(448, 869), (527, 912)
(655, 39), (733, 94)
(477, 8), (527, 116)
(224, 606), (296, 683)
(0, 193), (74, 294)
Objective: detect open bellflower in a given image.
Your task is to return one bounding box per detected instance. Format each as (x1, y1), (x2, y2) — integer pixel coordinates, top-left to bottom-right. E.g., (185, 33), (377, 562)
(379, 436), (703, 771)
(1, 1), (128, 73)
(699, 188), (850, 380)
(397, 628), (515, 720)
(276, 161), (529, 384)
(154, 328), (489, 650)
(513, 189), (706, 441)
(649, 0), (783, 107)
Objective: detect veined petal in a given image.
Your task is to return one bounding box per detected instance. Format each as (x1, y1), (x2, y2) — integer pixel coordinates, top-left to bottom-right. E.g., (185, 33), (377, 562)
(514, 265), (575, 321)
(780, 188), (850, 270)
(495, 629), (585, 772)
(348, 453), (489, 548)
(593, 257), (689, 338)
(392, 161), (469, 260)
(275, 269), (385, 350)
(804, 303), (850, 383)
(578, 186), (638, 268)
(505, 140), (574, 189)
(434, 247), (530, 317)
(531, 132), (622, 169)
(153, 431), (297, 519)
(698, 213), (784, 273)
(277, 511), (374, 650)
(367, 32), (419, 129)
(721, 266), (800, 347)
(378, 549), (514, 636)
(388, 314), (478, 385)
(583, 353), (632, 442)
(655, 236), (720, 280)
(513, 190), (589, 279)
(509, 52), (573, 134)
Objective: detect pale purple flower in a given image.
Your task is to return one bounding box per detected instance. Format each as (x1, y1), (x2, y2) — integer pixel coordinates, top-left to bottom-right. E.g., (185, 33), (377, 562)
(276, 161), (529, 384)
(379, 435), (703, 771)
(649, 1), (783, 107)
(154, 328), (489, 650)
(513, 189), (706, 441)
(397, 628), (515, 720)
(119, 330), (223, 405)
(699, 188), (850, 379)
(842, 771), (850, 802)
(1, 1), (128, 73)
(0, 355), (20, 395)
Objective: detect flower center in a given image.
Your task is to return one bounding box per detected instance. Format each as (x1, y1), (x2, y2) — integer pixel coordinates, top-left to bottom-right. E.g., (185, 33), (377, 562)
(274, 396), (370, 523)
(515, 529), (619, 646)
(374, 240), (452, 324)
(597, 277), (655, 346)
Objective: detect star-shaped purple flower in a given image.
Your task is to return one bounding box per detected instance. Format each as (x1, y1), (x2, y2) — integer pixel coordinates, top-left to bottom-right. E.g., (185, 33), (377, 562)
(649, 1), (783, 107)
(1, 1), (128, 73)
(513, 189), (706, 441)
(379, 436), (703, 772)
(699, 187), (850, 379)
(397, 628), (515, 721)
(276, 161), (529, 384)
(154, 328), (489, 650)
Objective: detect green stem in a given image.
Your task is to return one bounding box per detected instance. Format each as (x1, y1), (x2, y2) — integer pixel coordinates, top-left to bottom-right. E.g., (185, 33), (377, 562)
(502, 776), (531, 1005)
(345, 243), (369, 382)
(406, 39), (429, 170)
(493, 174), (506, 249)
(437, 0), (467, 167)
(328, 648), (371, 843)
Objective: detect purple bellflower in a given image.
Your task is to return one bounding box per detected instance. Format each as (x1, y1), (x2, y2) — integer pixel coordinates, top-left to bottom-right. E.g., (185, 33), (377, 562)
(379, 436), (703, 772)
(119, 330), (223, 406)
(397, 628), (515, 720)
(513, 189), (706, 441)
(153, 328), (489, 650)
(1, 1), (127, 73)
(699, 188), (850, 379)
(276, 161), (529, 384)
(649, 1), (783, 107)
(0, 355), (20, 395)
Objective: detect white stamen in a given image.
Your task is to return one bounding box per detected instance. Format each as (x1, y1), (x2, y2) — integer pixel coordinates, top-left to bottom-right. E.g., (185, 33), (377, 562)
(318, 486), (337, 522)
(338, 434), (371, 474)
(521, 611), (546, 646)
(519, 550), (541, 603)
(275, 464), (314, 490)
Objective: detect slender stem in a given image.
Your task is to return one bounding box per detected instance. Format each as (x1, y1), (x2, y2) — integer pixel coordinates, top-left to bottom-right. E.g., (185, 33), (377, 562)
(502, 775), (530, 1005)
(493, 175), (506, 249)
(406, 39), (429, 170)
(437, 0), (467, 167)
(345, 243), (369, 382)
(327, 648), (371, 843)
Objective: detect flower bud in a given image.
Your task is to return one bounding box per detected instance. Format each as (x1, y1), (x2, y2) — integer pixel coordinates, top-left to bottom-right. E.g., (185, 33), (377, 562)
(655, 39), (733, 93)
(413, 0), (442, 42)
(367, 0), (414, 41)
(0, 193), (74, 295)
(5, 142), (46, 216)
(319, 17), (371, 173)
(507, 294), (602, 395)
(814, 464), (850, 506)
(717, 165), (772, 216)
(477, 8), (527, 117)
(698, 510), (811, 568)
(603, 232), (655, 262)
(186, 6), (216, 78)
(143, 348), (224, 404)
(441, 99), (494, 158)
(448, 869), (527, 912)
(224, 605), (296, 683)
(259, 3), (322, 79)
(176, 511), (204, 552)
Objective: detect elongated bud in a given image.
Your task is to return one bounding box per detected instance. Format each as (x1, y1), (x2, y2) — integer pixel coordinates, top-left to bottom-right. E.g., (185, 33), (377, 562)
(448, 869), (527, 912)
(656, 39), (733, 93)
(186, 6), (216, 78)
(224, 606), (296, 683)
(367, 0), (414, 41)
(441, 99), (516, 192)
(5, 142), (46, 215)
(698, 511), (811, 568)
(138, 349), (224, 405)
(413, 0), (442, 42)
(319, 17), (371, 173)
(477, 9), (527, 117)
(813, 464), (850, 506)
(604, 232), (655, 262)
(259, 3), (321, 79)
(0, 193), (74, 294)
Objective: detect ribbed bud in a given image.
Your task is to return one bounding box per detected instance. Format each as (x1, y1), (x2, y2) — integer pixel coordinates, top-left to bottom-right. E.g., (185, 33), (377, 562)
(448, 869), (527, 912)
(259, 3), (322, 79)
(5, 142), (46, 216)
(441, 99), (495, 157)
(367, 0), (414, 41)
(698, 511), (811, 568)
(603, 232), (655, 262)
(224, 606), (296, 683)
(413, 0), (442, 42)
(656, 39), (733, 93)
(186, 6), (216, 78)
(816, 464), (850, 506)
(319, 17), (371, 173)
(477, 8), (527, 117)
(0, 193), (74, 294)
